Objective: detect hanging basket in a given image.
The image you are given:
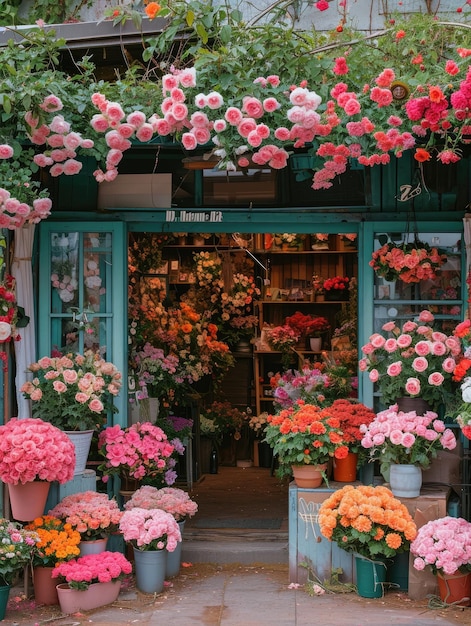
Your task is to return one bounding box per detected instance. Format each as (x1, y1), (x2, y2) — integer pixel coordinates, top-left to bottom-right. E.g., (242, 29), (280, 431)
(369, 240), (447, 284)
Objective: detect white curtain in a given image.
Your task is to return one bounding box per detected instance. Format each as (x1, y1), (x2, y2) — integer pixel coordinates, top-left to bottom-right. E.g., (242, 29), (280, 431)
(11, 224), (36, 418)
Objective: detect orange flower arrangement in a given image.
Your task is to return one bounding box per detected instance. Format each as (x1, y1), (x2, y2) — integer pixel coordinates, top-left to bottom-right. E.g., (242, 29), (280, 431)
(325, 399), (375, 455)
(318, 484), (417, 559)
(264, 400), (349, 478)
(25, 515), (81, 567)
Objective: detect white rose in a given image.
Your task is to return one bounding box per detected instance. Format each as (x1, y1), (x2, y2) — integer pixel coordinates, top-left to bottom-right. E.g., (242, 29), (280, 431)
(0, 321), (12, 341)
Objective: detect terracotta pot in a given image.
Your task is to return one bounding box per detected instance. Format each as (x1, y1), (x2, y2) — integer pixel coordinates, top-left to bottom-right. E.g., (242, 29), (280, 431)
(8, 481), (50, 522)
(437, 571), (471, 607)
(333, 452), (358, 482)
(291, 463), (327, 488)
(56, 580), (121, 614)
(33, 566), (59, 606)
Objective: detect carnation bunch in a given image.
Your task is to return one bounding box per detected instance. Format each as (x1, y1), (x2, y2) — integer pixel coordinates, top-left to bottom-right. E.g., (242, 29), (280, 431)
(359, 309), (461, 412)
(0, 518), (40, 586)
(411, 516), (471, 576)
(49, 491), (123, 541)
(0, 417), (75, 485)
(318, 484), (417, 559)
(124, 486), (198, 522)
(119, 507), (182, 552)
(360, 404), (457, 474)
(25, 515), (81, 567)
(98, 421), (176, 484)
(370, 240), (447, 284)
(326, 399), (375, 455)
(52, 551), (132, 591)
(264, 400), (349, 478)
(21, 350), (122, 431)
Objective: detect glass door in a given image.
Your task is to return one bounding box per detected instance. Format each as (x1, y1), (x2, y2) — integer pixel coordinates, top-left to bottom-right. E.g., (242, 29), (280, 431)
(38, 222), (127, 424)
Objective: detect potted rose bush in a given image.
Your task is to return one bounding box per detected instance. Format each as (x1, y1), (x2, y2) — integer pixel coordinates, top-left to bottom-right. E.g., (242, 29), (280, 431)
(0, 417), (76, 521)
(359, 309), (461, 413)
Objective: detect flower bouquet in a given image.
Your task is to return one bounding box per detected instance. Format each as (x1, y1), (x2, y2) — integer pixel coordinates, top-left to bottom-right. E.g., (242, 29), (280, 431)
(119, 507), (182, 552)
(52, 551), (132, 590)
(218, 272), (261, 345)
(318, 484), (417, 559)
(0, 518), (40, 585)
(248, 411), (269, 438)
(369, 240), (447, 283)
(270, 366), (329, 410)
(360, 404), (457, 477)
(48, 491), (123, 541)
(359, 309), (461, 412)
(25, 515), (81, 567)
(0, 417), (75, 484)
(97, 421), (176, 486)
(21, 350), (122, 431)
(411, 516), (471, 576)
(264, 324), (300, 368)
(264, 400), (349, 479)
(124, 485), (198, 522)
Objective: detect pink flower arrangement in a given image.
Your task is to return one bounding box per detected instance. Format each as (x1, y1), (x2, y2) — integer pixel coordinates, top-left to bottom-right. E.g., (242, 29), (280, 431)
(97, 421), (176, 484)
(52, 551), (132, 591)
(124, 486), (198, 522)
(119, 507), (182, 552)
(0, 417), (75, 485)
(270, 366), (329, 410)
(360, 404), (457, 474)
(21, 350), (122, 431)
(359, 309), (461, 412)
(49, 491), (123, 541)
(411, 517), (471, 576)
(369, 241), (447, 283)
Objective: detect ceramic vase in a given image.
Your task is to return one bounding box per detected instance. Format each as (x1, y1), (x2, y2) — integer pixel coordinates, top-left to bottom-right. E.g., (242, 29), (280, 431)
(33, 566), (59, 605)
(133, 547), (167, 594)
(437, 571), (471, 607)
(333, 452), (358, 482)
(0, 585), (10, 621)
(396, 397), (431, 416)
(8, 481), (50, 522)
(166, 520), (185, 578)
(389, 464), (422, 498)
(309, 337), (322, 352)
(291, 463), (327, 488)
(56, 580), (121, 614)
(354, 555), (388, 598)
(79, 537), (108, 556)
(64, 429), (94, 475)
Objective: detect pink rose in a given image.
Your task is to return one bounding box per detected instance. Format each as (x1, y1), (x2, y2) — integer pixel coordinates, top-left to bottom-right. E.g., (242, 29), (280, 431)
(384, 338), (398, 353)
(369, 369), (379, 383)
(396, 334), (412, 348)
(62, 369), (78, 384)
(387, 361), (402, 377)
(431, 341), (447, 356)
(442, 357), (456, 373)
(404, 377), (421, 395)
(414, 340), (431, 356)
(89, 398), (104, 413)
(225, 107), (243, 126)
(401, 433), (416, 448)
(382, 321), (396, 332)
(53, 380), (67, 393)
(412, 356), (428, 373)
(370, 333), (386, 348)
(418, 310), (434, 323)
(428, 372), (444, 386)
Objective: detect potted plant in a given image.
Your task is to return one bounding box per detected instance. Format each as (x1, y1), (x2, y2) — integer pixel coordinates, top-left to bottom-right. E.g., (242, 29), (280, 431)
(52, 551), (132, 614)
(119, 507), (182, 594)
(285, 311), (330, 351)
(359, 309), (461, 414)
(21, 350), (123, 474)
(124, 485), (198, 577)
(318, 484), (417, 598)
(0, 417), (76, 521)
(369, 239), (447, 283)
(264, 400), (349, 487)
(98, 421), (176, 489)
(325, 399), (376, 482)
(323, 276), (350, 301)
(359, 403), (457, 495)
(25, 515), (81, 605)
(48, 491), (123, 554)
(411, 516), (471, 606)
(311, 233), (330, 250)
(0, 519), (40, 619)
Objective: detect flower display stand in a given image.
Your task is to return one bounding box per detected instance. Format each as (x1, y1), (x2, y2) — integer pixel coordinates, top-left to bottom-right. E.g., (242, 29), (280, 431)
(288, 482), (449, 599)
